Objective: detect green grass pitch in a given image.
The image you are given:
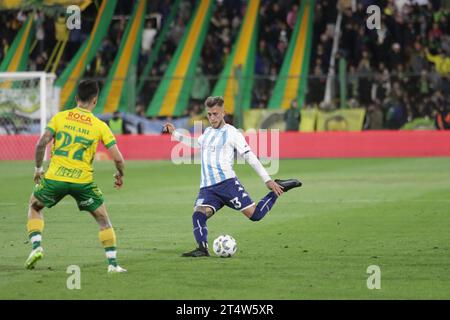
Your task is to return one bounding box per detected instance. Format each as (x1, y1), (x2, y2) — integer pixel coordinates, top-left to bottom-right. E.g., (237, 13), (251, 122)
(0, 158), (449, 299)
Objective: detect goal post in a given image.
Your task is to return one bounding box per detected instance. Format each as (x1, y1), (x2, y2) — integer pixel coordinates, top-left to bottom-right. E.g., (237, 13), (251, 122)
(0, 72), (58, 160)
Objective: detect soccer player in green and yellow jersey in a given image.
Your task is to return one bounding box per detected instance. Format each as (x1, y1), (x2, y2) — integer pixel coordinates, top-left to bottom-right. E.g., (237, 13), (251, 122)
(25, 80), (127, 273)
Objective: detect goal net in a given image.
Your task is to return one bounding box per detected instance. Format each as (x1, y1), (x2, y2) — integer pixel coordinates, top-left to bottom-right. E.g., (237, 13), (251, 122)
(0, 72), (58, 160)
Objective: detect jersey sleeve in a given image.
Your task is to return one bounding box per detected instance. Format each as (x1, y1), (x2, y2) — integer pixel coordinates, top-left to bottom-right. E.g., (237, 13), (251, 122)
(232, 128), (251, 156)
(101, 122), (117, 149)
(173, 129), (201, 148)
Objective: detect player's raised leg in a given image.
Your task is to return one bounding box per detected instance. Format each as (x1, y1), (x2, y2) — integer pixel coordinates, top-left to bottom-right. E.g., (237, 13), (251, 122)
(181, 206), (215, 257)
(242, 179), (302, 221)
(90, 204), (127, 273)
(242, 192), (278, 222)
(25, 194), (45, 269)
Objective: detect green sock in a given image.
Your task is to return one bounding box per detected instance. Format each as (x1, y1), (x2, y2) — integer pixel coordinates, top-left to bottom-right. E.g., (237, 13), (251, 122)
(29, 231), (42, 250)
(105, 247), (117, 266)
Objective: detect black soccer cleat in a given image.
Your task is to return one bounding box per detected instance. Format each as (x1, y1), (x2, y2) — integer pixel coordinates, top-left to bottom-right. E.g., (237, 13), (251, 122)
(275, 179), (302, 192)
(181, 247), (210, 257)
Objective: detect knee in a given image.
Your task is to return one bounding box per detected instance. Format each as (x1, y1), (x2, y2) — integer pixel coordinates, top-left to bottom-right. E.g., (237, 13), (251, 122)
(243, 206), (258, 221)
(248, 208), (260, 222)
(97, 215), (112, 229)
(194, 206), (214, 218)
(98, 218), (112, 229)
(29, 198), (44, 212)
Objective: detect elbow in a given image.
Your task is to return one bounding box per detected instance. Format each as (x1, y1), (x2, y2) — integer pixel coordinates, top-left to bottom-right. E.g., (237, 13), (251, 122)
(115, 158), (125, 167)
(35, 139), (46, 150)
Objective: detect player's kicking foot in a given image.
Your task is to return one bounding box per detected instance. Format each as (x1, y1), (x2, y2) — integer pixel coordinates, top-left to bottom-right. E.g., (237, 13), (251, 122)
(181, 247), (210, 257)
(107, 265), (127, 273)
(275, 179), (302, 192)
(25, 247), (43, 270)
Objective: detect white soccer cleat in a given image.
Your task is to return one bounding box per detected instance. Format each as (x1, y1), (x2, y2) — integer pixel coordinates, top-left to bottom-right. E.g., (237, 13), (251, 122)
(107, 265), (127, 274)
(25, 247), (44, 270)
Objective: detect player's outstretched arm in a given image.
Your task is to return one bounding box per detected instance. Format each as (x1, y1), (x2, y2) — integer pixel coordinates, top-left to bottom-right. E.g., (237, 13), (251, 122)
(163, 123), (200, 148)
(265, 179), (284, 196)
(243, 151), (284, 196)
(34, 129), (54, 184)
(107, 145), (125, 189)
(234, 129), (284, 196)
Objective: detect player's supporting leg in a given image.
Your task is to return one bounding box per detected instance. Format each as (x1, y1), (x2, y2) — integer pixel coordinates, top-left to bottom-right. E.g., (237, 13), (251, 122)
(182, 206), (214, 257)
(25, 195), (45, 269)
(193, 211), (208, 248)
(90, 204), (126, 273)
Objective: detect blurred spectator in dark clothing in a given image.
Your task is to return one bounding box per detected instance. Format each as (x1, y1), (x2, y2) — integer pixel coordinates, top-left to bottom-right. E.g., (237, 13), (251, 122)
(357, 51), (372, 107)
(364, 103), (384, 130)
(389, 43), (403, 70)
(435, 91), (450, 129)
(136, 104), (147, 134)
(386, 99), (408, 129)
(308, 65), (326, 104)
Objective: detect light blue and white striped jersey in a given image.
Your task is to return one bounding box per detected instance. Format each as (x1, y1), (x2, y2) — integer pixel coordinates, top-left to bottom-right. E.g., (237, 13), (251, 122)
(198, 124), (250, 188)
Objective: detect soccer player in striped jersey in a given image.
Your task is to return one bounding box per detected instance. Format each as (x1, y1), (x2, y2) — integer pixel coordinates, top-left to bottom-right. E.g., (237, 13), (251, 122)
(25, 80), (127, 273)
(163, 96), (302, 257)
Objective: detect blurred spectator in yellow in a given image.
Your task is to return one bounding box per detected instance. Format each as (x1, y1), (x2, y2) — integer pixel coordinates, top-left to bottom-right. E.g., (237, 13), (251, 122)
(107, 111), (129, 134)
(55, 13), (68, 42)
(426, 48), (450, 76)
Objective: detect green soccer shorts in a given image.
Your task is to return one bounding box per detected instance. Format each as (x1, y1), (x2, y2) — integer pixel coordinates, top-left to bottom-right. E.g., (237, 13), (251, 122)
(33, 178), (104, 212)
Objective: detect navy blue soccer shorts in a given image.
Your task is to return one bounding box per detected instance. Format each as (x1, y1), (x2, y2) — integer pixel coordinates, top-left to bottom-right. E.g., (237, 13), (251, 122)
(194, 177), (255, 213)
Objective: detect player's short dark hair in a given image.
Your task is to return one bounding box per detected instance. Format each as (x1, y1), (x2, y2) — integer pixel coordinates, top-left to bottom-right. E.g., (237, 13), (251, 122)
(205, 96), (224, 108)
(77, 80), (99, 103)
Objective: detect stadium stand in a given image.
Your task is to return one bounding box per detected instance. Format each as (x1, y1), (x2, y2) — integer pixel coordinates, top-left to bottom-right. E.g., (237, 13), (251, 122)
(0, 0), (449, 133)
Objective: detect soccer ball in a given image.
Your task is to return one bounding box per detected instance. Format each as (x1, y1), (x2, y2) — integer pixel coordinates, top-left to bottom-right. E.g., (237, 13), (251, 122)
(213, 234), (237, 257)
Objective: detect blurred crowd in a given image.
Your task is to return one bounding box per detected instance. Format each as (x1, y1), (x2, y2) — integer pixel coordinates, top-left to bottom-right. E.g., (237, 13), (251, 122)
(308, 0), (450, 130)
(0, 2), (127, 74)
(251, 0), (301, 108)
(137, 0), (196, 107)
(183, 0), (245, 117)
